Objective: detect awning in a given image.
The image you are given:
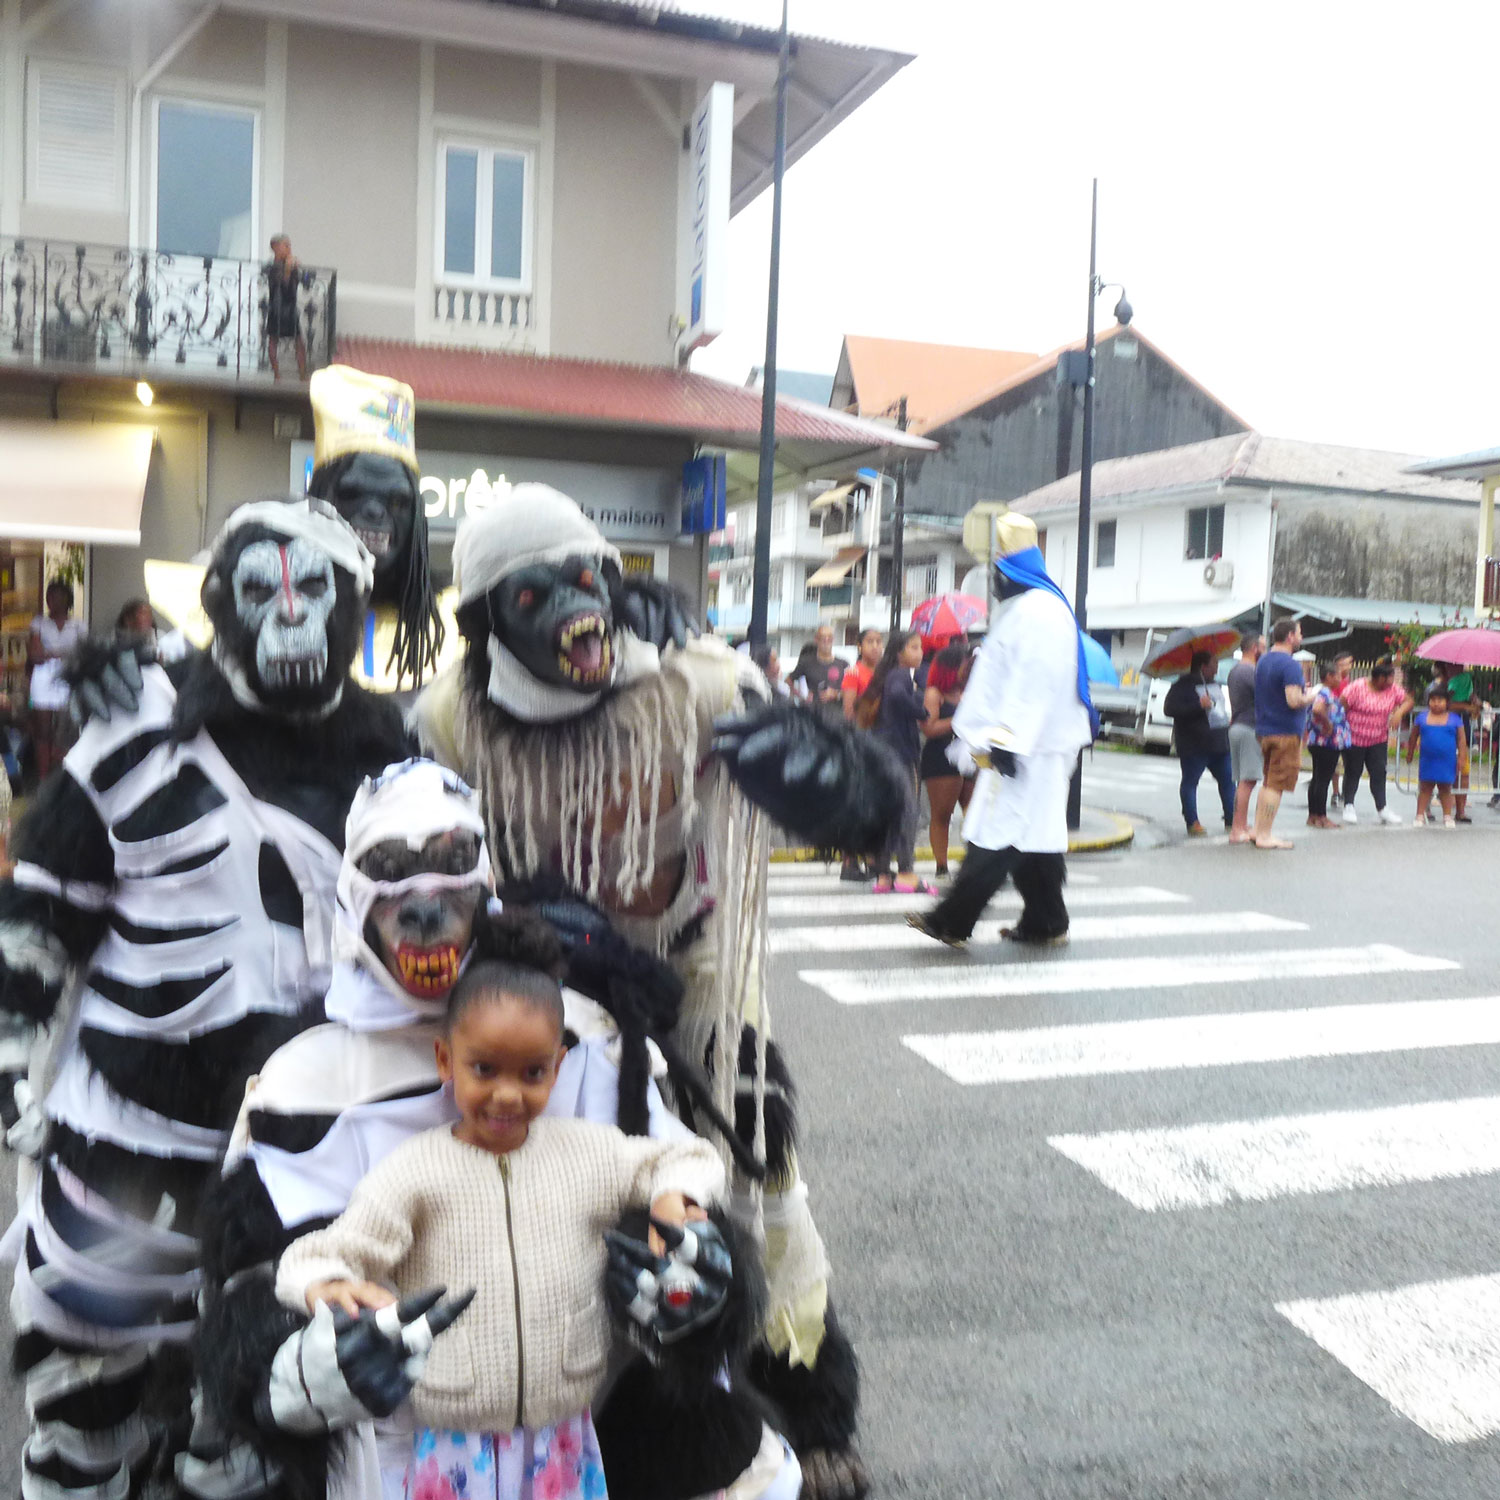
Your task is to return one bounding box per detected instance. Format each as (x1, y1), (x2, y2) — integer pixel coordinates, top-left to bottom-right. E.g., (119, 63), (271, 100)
(1272, 592), (1478, 629)
(1085, 598), (1262, 631)
(0, 421), (154, 545)
(806, 546), (866, 588)
(809, 482), (857, 514)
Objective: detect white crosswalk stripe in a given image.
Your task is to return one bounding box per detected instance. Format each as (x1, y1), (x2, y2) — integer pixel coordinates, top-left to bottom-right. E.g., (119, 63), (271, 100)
(768, 885), (1185, 919)
(902, 996), (1500, 1085)
(767, 852), (1500, 1443)
(765, 869), (1102, 892)
(1049, 1095), (1500, 1210)
(1277, 1276), (1500, 1443)
(803, 944), (1454, 1007)
(771, 910), (1305, 955)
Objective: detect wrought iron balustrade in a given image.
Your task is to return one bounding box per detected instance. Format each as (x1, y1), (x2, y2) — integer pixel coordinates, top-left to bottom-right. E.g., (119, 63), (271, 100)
(0, 239), (337, 381)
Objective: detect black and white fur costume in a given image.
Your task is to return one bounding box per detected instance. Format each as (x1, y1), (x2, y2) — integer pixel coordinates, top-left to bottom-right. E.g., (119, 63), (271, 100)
(0, 499), (410, 1500)
(193, 761), (798, 1500)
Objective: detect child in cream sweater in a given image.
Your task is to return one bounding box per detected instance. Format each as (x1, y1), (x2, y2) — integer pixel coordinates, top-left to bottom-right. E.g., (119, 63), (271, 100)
(275, 912), (725, 1500)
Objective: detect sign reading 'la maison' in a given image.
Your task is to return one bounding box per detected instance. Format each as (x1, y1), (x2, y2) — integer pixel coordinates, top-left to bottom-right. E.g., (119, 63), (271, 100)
(292, 444), (681, 544)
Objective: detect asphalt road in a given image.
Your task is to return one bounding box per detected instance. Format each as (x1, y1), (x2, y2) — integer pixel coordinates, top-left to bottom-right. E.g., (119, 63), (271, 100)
(7, 782), (1500, 1496)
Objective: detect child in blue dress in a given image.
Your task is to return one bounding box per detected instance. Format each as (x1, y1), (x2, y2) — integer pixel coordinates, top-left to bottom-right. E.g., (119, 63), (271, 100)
(1405, 681), (1468, 829)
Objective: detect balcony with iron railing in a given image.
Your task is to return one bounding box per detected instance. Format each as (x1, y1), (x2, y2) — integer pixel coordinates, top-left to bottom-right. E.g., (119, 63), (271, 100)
(0, 239), (337, 383)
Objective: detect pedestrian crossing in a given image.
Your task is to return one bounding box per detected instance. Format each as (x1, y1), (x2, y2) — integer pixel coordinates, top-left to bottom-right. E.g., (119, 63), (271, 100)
(768, 855), (1500, 1448)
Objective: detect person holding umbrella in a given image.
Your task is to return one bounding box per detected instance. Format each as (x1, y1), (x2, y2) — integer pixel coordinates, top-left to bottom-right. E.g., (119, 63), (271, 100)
(1164, 649), (1234, 835)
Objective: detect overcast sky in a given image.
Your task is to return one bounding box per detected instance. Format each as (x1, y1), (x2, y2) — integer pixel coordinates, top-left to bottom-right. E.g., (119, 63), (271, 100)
(688, 0), (1497, 459)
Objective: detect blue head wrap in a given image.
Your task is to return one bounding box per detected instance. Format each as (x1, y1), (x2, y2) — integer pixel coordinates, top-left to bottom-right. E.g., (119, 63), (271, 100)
(994, 546), (1100, 740)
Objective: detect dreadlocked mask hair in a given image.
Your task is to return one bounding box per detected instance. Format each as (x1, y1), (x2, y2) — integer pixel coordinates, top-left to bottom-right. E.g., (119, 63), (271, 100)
(307, 453), (445, 687)
(326, 758), (492, 1029)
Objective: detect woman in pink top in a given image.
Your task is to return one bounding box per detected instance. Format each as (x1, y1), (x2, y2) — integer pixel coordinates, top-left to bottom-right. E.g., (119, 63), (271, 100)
(1339, 658), (1413, 825)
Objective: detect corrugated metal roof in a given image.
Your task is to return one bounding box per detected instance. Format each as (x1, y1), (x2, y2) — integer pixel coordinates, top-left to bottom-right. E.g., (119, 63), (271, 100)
(1273, 593), (1479, 628)
(339, 337), (934, 454)
(1011, 432), (1482, 516)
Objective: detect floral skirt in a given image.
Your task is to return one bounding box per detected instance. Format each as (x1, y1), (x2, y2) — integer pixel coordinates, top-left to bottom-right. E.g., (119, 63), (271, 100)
(405, 1413), (608, 1500)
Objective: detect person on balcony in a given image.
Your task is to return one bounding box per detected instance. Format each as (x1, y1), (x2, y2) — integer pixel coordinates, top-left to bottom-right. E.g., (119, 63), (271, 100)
(263, 232), (312, 380)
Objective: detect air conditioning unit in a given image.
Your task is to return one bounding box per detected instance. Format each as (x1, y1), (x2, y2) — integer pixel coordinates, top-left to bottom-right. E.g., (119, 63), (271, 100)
(1204, 559), (1234, 588)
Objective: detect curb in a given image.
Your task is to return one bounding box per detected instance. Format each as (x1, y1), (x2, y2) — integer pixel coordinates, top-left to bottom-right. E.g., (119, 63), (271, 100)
(768, 809), (1136, 863)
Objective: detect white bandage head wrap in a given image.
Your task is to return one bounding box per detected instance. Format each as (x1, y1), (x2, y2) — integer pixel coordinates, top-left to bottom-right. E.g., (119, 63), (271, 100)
(205, 497), (376, 715)
(451, 484), (657, 723)
(328, 758), (493, 1027)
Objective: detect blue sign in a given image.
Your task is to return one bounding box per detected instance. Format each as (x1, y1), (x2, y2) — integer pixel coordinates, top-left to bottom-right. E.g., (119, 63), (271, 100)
(681, 454), (726, 535)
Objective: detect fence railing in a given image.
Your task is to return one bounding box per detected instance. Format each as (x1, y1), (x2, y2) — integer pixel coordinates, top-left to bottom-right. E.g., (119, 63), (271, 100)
(0, 239), (337, 381)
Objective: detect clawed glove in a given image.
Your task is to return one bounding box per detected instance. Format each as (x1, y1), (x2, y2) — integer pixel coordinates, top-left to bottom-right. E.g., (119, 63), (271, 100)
(66, 640), (148, 727)
(992, 747), (1019, 777)
(0, 1026), (45, 1159)
(618, 577), (695, 654)
(605, 1217), (733, 1346)
(264, 1287), (474, 1434)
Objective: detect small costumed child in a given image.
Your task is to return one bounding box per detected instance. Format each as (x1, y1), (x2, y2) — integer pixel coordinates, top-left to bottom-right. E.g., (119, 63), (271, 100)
(1406, 681), (1468, 830)
(274, 910), (726, 1500)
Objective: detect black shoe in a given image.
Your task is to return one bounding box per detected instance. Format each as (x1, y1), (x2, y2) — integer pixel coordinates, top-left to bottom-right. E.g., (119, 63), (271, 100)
(905, 912), (967, 949)
(840, 862), (872, 883)
(1000, 925), (1069, 947)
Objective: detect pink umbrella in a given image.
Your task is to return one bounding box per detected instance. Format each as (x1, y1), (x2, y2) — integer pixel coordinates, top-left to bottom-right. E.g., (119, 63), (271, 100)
(1414, 629), (1500, 669)
(908, 592), (988, 651)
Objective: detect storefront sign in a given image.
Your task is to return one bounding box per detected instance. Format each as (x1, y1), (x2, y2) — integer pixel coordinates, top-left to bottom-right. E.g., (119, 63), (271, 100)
(680, 453), (726, 535)
(678, 82), (732, 354)
(292, 444), (680, 545)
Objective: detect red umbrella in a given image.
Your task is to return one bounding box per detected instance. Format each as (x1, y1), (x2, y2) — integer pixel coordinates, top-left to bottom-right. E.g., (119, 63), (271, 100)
(1140, 623), (1242, 678)
(1415, 628), (1500, 669)
(909, 592), (988, 650)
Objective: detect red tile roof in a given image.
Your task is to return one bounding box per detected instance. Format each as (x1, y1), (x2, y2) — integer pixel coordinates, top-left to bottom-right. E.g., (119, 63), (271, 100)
(338, 337), (932, 453)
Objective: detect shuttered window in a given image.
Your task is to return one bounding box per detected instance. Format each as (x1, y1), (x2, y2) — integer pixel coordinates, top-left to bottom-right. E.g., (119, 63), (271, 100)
(28, 62), (126, 209)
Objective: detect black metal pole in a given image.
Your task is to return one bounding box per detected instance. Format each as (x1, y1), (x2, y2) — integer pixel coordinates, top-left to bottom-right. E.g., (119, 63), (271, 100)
(888, 394), (908, 632)
(1067, 177), (1099, 832)
(748, 0), (789, 649)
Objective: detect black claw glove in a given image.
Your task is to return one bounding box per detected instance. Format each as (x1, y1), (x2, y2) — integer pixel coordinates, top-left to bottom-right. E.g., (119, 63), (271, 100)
(618, 576), (696, 654)
(264, 1286), (474, 1433)
(606, 1217), (733, 1346)
(712, 703), (912, 855)
(801, 1445), (873, 1500)
(64, 638), (151, 726)
(992, 747), (1019, 777)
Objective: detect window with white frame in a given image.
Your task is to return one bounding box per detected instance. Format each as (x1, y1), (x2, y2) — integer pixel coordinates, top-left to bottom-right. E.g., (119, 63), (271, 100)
(1095, 519), (1117, 569)
(772, 500), (788, 535)
(437, 141), (533, 289)
(904, 554), (939, 600)
(154, 98), (258, 259)
(28, 61), (127, 210)
(769, 566), (783, 602)
(1185, 504), (1225, 561)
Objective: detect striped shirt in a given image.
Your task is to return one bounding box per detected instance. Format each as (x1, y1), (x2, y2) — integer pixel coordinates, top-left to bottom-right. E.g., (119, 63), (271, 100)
(1341, 678), (1406, 747)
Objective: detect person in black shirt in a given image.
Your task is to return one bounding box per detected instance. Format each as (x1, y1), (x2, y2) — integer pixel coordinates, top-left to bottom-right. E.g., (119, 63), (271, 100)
(263, 233), (312, 379)
(1164, 649), (1234, 835)
(861, 630), (933, 893)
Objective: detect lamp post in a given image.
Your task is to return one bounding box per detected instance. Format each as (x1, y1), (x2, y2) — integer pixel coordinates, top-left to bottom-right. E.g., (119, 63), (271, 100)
(1066, 177), (1133, 830)
(748, 0), (790, 648)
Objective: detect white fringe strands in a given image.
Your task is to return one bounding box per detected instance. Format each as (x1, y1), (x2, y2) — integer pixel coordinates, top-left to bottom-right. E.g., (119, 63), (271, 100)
(454, 660), (701, 909)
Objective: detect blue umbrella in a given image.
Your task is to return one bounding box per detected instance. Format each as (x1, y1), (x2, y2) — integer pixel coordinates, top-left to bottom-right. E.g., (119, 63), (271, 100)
(1081, 634), (1119, 686)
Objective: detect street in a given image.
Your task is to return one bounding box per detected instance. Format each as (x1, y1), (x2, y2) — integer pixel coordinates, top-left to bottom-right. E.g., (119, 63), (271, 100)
(5, 784), (1500, 1495)
(773, 815), (1500, 1497)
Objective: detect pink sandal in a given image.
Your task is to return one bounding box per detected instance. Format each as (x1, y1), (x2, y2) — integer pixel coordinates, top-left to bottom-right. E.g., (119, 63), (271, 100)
(871, 876), (895, 894)
(893, 877), (938, 896)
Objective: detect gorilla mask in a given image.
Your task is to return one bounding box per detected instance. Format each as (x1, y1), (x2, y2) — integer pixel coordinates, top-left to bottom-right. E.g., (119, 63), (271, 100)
(204, 498), (373, 720)
(485, 555), (616, 692)
(311, 452), (416, 600)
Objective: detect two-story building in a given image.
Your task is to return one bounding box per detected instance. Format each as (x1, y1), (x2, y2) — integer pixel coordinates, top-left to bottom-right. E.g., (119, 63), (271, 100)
(1009, 431), (1481, 668)
(0, 0), (921, 693)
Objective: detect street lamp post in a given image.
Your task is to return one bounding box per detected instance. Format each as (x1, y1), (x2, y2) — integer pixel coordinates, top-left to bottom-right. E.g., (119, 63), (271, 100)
(1066, 177), (1132, 830)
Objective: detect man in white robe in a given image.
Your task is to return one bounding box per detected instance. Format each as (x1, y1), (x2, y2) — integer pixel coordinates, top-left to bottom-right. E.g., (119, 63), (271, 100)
(907, 512), (1095, 947)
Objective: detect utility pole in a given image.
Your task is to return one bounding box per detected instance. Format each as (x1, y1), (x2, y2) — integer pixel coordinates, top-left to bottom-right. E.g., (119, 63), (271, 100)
(888, 394), (908, 632)
(748, 0), (789, 648)
(1066, 179), (1100, 832)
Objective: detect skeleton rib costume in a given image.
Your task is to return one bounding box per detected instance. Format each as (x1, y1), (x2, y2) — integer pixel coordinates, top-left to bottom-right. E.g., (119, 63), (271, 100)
(0, 499), (409, 1500)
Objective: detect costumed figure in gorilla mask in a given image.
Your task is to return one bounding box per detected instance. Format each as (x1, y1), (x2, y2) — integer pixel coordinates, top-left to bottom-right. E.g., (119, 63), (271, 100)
(414, 485), (913, 1500)
(907, 510), (1097, 949)
(0, 497), (410, 1500)
(193, 759), (796, 1500)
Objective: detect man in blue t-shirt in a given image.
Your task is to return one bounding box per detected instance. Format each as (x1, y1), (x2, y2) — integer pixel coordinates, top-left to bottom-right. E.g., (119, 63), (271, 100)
(1252, 617), (1316, 849)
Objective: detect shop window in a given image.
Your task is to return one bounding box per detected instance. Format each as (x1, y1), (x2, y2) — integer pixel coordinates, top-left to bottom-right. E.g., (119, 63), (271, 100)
(1095, 519), (1116, 569)
(28, 61), (126, 210)
(1185, 504), (1224, 561)
(438, 141), (532, 289)
(155, 99), (257, 259)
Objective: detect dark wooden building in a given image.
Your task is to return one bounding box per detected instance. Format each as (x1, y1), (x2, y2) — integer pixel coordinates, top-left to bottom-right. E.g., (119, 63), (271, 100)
(901, 325), (1250, 520)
